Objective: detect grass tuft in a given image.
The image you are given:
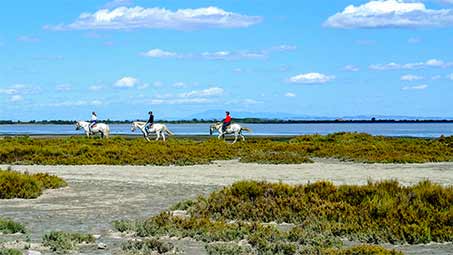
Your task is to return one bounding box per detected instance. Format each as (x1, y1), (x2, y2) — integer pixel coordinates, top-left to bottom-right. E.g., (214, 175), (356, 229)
(42, 231), (95, 252)
(0, 218), (26, 234)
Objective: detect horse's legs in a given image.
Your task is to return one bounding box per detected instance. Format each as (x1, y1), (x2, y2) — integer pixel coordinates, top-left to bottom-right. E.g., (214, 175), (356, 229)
(232, 133), (238, 144)
(100, 131), (104, 139)
(156, 132), (160, 141)
(217, 133), (222, 140)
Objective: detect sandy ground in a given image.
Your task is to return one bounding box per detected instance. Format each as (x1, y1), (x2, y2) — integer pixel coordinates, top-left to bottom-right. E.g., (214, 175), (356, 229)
(1, 159), (453, 254)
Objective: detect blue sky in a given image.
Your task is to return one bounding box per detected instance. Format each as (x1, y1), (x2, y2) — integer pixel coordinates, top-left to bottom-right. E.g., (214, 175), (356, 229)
(1, 0), (453, 120)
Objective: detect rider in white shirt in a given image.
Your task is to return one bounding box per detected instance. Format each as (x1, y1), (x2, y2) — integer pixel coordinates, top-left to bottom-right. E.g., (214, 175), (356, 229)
(90, 112), (97, 131)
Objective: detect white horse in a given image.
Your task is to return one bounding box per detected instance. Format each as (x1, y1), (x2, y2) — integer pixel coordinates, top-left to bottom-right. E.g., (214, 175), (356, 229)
(75, 121), (110, 138)
(131, 121), (174, 141)
(210, 122), (252, 144)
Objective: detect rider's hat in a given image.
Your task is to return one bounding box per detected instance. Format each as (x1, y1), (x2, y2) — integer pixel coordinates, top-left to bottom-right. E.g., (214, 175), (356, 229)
(148, 111), (153, 114)
(226, 111), (230, 114)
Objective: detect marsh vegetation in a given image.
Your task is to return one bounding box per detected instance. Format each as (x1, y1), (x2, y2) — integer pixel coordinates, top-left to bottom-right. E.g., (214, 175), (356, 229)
(1, 133), (452, 165)
(113, 180), (452, 254)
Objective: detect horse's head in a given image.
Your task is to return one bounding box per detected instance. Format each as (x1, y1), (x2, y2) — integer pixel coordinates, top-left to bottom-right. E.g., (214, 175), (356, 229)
(74, 121), (81, 130)
(209, 123), (220, 135)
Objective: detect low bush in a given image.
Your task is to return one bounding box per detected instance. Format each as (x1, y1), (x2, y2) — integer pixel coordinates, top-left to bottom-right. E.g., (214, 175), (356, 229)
(189, 180), (453, 244)
(0, 170), (67, 199)
(205, 242), (253, 255)
(121, 238), (175, 254)
(42, 231), (95, 252)
(0, 218), (26, 234)
(0, 249), (22, 255)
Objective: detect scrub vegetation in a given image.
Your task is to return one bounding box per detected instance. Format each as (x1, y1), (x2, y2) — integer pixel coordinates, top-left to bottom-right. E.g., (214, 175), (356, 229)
(42, 231), (95, 252)
(0, 169), (67, 199)
(0, 218), (26, 234)
(1, 133), (452, 165)
(114, 180), (452, 254)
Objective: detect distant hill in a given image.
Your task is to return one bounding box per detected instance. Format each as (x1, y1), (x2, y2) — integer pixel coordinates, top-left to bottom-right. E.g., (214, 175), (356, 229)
(186, 110), (452, 121)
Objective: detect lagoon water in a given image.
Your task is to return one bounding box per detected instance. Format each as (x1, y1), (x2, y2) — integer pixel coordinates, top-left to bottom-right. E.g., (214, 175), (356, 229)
(0, 123), (452, 137)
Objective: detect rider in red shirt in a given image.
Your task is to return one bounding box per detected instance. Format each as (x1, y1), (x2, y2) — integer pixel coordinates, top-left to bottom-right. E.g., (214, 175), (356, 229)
(222, 111), (232, 132)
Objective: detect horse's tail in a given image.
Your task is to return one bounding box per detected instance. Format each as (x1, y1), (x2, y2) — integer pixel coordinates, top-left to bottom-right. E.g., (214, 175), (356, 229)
(241, 127), (252, 133)
(105, 125), (110, 138)
(165, 126), (174, 136)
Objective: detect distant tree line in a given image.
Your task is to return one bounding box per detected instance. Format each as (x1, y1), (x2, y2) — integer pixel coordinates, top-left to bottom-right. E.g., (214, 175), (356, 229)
(1, 118), (453, 125)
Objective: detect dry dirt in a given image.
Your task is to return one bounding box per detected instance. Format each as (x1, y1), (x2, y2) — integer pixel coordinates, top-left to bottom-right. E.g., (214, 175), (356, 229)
(1, 159), (452, 254)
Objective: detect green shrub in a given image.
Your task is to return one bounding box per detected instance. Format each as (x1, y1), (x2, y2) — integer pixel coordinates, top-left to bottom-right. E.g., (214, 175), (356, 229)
(42, 231), (95, 252)
(188, 180), (453, 244)
(121, 238), (175, 254)
(0, 249), (22, 255)
(0, 218), (26, 234)
(0, 170), (67, 199)
(323, 245), (403, 255)
(205, 242), (253, 255)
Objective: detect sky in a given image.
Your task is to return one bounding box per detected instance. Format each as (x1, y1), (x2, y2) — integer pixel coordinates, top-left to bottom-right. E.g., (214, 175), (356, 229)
(1, 0), (453, 120)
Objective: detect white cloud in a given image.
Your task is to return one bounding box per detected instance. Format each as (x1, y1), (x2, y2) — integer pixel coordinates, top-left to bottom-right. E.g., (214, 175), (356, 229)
(179, 87), (224, 98)
(17, 36), (40, 43)
(432, 75), (442, 80)
(45, 6), (262, 31)
(370, 59), (453, 70)
(285, 92), (296, 97)
(408, 37), (421, 44)
(114, 76), (138, 88)
(142, 45), (295, 61)
(56, 84), (72, 91)
(150, 86), (224, 105)
(89, 85), (103, 91)
(400, 74), (424, 81)
(325, 0), (453, 29)
(142, 49), (178, 58)
(288, 73), (335, 84)
(447, 73), (453, 80)
(47, 100), (103, 107)
(343, 65), (359, 72)
(10, 95), (23, 102)
(0, 84), (38, 95)
(402, 84), (428, 90)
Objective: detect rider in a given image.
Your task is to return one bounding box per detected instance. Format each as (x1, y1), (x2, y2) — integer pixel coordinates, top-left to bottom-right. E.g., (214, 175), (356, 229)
(145, 111), (154, 134)
(89, 112), (97, 131)
(222, 111), (232, 132)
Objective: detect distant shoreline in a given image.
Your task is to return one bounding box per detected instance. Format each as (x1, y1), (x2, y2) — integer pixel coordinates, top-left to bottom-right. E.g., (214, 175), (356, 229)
(1, 119), (453, 125)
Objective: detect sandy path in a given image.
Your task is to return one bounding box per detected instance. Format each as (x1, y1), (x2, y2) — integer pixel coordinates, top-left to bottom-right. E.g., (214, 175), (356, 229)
(1, 160), (452, 254)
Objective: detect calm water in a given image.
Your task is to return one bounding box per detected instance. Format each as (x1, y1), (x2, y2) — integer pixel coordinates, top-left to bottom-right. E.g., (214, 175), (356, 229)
(0, 123), (452, 137)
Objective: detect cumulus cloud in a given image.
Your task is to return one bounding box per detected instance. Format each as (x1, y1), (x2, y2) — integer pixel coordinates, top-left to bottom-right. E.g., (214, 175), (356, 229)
(325, 0), (453, 29)
(402, 84), (428, 90)
(285, 92), (296, 97)
(370, 59), (453, 70)
(401, 74), (424, 81)
(343, 65), (359, 72)
(288, 73), (335, 84)
(447, 73), (453, 80)
(142, 49), (179, 58)
(89, 85), (103, 91)
(45, 6), (262, 31)
(114, 76), (139, 87)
